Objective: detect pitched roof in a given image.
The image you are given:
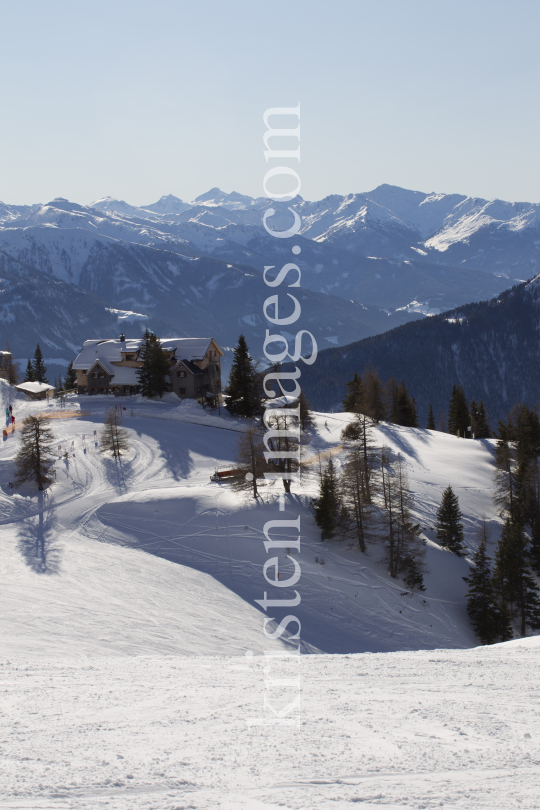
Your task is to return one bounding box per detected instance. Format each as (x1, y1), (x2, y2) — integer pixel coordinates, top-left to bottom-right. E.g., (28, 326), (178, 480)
(15, 382), (55, 394)
(175, 359), (203, 376)
(72, 337), (220, 370)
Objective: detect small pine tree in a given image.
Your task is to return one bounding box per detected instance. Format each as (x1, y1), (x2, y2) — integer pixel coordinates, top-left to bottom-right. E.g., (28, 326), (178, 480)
(297, 390), (314, 433)
(342, 372), (364, 414)
(385, 377), (400, 424)
(436, 485), (466, 555)
(470, 400), (491, 438)
(493, 519), (540, 637)
(64, 361), (77, 390)
(363, 366), (386, 422)
(448, 384), (469, 437)
(313, 457), (344, 541)
(466, 526), (513, 644)
(32, 343), (48, 383)
(24, 359), (35, 383)
(395, 380), (418, 427)
(100, 408), (130, 457)
(15, 416), (55, 491)
(226, 335), (260, 418)
(427, 404), (436, 430)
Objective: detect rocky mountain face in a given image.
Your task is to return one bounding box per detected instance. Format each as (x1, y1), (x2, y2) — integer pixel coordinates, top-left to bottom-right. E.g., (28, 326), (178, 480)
(296, 275), (540, 427)
(0, 184), (536, 381)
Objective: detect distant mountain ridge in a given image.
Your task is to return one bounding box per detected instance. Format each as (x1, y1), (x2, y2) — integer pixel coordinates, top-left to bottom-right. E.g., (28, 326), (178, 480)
(0, 183), (537, 382)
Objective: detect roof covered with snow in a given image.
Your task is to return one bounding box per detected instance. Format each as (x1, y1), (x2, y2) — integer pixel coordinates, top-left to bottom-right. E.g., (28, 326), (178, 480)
(73, 337), (222, 371)
(15, 382), (55, 394)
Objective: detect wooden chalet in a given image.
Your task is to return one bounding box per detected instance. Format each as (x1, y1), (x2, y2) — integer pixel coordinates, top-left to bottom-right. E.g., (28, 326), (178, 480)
(72, 334), (224, 404)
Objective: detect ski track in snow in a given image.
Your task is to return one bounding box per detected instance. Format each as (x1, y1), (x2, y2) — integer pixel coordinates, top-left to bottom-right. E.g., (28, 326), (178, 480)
(2, 644), (540, 809)
(0, 384), (539, 808)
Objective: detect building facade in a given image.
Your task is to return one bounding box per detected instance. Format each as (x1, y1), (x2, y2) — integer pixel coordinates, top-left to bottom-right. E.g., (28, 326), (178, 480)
(72, 335), (224, 403)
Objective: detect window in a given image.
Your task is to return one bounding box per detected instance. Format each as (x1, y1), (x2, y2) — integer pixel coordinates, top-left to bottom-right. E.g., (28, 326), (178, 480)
(93, 373), (98, 378)
(178, 387), (186, 395)
(176, 370), (186, 378)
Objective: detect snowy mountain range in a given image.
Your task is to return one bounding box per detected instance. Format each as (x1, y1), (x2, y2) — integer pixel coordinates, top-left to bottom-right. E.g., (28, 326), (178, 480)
(1, 184), (538, 378)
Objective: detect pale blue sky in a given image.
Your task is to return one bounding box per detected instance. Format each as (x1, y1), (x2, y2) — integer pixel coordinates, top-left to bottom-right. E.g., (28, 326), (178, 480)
(1, 0), (539, 205)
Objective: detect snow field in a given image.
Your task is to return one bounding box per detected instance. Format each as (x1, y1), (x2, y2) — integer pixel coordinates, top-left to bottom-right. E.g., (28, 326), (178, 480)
(2, 385), (540, 808)
(0, 387), (524, 658)
(1, 641), (540, 809)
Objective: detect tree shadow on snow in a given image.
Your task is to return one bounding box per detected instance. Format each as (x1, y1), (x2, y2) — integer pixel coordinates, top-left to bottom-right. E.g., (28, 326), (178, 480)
(101, 454), (137, 493)
(17, 491), (61, 575)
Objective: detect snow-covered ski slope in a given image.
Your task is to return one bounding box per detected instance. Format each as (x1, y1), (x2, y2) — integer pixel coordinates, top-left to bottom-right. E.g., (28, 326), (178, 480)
(2, 639), (540, 810)
(0, 381), (525, 657)
(2, 382), (540, 809)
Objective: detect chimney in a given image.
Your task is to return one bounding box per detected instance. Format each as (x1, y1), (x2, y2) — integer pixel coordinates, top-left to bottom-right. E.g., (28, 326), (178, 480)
(120, 333), (125, 342)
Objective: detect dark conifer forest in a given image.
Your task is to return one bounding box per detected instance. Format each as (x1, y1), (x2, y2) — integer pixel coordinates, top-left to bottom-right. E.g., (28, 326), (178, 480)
(297, 275), (540, 424)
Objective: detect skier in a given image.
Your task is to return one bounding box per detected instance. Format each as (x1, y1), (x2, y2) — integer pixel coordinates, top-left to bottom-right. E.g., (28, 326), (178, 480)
(9, 404), (12, 415)
(11, 415), (15, 426)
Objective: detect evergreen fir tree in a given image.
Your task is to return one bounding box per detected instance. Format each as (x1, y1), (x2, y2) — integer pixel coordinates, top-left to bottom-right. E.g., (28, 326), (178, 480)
(448, 384), (469, 437)
(64, 361), (77, 390)
(470, 400), (491, 438)
(529, 518), (540, 577)
(493, 519), (540, 637)
(507, 405), (540, 525)
(136, 329), (152, 396)
(385, 377), (400, 424)
(313, 457), (344, 541)
(15, 416), (55, 491)
(395, 380), (417, 427)
(436, 485), (466, 555)
(427, 404), (436, 430)
(297, 390), (315, 434)
(24, 359), (35, 383)
(32, 343), (48, 383)
(225, 334), (260, 418)
(136, 331), (170, 398)
(342, 372), (364, 414)
(466, 527), (513, 644)
(362, 366), (386, 422)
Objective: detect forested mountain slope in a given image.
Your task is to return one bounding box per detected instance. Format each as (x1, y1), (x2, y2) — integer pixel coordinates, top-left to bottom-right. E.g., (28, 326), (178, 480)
(299, 275), (540, 426)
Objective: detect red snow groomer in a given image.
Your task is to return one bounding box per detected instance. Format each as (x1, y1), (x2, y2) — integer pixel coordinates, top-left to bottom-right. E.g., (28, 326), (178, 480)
(210, 466), (244, 482)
